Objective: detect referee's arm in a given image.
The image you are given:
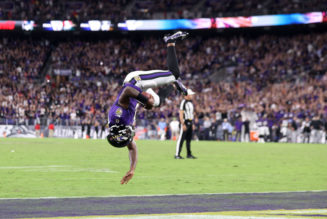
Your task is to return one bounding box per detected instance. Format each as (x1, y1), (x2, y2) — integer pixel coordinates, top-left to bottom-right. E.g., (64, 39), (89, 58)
(179, 109), (186, 131)
(193, 111), (196, 130)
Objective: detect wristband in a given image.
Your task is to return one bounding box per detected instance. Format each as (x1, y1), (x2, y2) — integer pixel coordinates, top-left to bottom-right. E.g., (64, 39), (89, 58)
(136, 93), (148, 105)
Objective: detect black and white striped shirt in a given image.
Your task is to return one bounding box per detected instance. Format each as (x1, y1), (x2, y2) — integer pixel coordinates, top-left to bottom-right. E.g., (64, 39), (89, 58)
(180, 100), (194, 120)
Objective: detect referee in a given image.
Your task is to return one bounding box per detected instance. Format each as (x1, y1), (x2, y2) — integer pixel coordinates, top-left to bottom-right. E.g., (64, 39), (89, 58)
(175, 89), (196, 159)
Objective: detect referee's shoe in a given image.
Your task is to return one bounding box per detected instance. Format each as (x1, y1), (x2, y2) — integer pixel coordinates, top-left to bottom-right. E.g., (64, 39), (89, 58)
(174, 155), (197, 159)
(187, 155), (197, 159)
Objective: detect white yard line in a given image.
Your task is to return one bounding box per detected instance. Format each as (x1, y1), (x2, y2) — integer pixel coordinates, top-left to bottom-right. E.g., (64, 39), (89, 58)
(30, 214), (306, 219)
(32, 210), (327, 219)
(0, 165), (117, 173)
(0, 165), (68, 169)
(72, 216), (289, 219)
(269, 209), (327, 214)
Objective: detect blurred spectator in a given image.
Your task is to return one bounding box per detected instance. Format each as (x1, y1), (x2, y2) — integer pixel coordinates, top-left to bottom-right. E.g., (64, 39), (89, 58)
(202, 0), (327, 17)
(157, 118), (167, 140)
(301, 117), (311, 143)
(169, 117), (180, 140)
(48, 123), (55, 137)
(234, 117), (242, 142)
(209, 116), (219, 140)
(35, 123), (41, 137)
(222, 118), (233, 141)
(310, 115), (324, 143)
(203, 116), (212, 140)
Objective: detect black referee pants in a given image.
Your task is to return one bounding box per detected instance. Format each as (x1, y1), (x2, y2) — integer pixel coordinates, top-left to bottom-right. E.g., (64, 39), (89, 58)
(176, 122), (193, 156)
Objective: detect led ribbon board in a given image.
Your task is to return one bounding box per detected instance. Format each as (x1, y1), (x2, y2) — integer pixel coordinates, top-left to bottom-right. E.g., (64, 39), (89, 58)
(215, 12), (324, 28)
(0, 20), (35, 30)
(42, 20), (75, 31)
(0, 11), (326, 31)
(80, 20), (112, 31)
(118, 12), (327, 30)
(118, 19), (212, 30)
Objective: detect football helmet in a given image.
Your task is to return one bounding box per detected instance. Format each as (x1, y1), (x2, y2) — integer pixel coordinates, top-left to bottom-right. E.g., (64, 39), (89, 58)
(107, 125), (135, 148)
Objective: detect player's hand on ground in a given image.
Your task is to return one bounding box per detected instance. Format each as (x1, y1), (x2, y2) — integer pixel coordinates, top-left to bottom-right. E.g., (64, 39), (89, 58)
(121, 170), (134, 184)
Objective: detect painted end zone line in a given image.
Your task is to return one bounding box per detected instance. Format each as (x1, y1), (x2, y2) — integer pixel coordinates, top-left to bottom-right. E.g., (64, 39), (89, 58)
(0, 190), (326, 200)
(1, 192), (325, 219)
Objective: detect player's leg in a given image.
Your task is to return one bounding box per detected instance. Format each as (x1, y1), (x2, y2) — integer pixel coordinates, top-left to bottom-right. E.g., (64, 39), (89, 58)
(132, 40), (188, 93)
(167, 43), (180, 79)
(166, 42), (188, 95)
(164, 31), (189, 95)
(124, 70), (175, 90)
(125, 32), (189, 94)
(175, 125), (186, 159)
(124, 31), (188, 87)
(138, 41), (189, 95)
(185, 125), (195, 158)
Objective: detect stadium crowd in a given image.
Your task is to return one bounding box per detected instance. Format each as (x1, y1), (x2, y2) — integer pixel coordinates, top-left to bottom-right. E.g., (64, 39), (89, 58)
(202, 0), (327, 17)
(1, 31), (327, 143)
(1, 0), (327, 21)
(0, 0), (131, 22)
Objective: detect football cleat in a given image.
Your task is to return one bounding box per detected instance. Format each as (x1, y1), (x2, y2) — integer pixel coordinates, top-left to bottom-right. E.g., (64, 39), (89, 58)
(164, 31), (189, 43)
(187, 155), (197, 159)
(174, 155), (184, 159)
(174, 79), (188, 96)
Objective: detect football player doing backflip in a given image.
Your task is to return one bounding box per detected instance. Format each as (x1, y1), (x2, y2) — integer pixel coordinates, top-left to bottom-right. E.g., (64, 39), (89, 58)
(107, 31), (191, 184)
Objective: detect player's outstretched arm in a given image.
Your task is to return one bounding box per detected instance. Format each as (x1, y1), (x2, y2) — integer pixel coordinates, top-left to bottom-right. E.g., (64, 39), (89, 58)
(121, 141), (138, 184)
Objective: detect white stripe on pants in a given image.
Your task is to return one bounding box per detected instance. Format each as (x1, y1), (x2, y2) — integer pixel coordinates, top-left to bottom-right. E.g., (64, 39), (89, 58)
(124, 70), (176, 107)
(124, 70), (176, 90)
(176, 126), (184, 156)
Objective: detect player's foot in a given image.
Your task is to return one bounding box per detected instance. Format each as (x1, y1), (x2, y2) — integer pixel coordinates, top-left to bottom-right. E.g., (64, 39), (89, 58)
(187, 155), (197, 159)
(164, 31), (189, 43)
(174, 155), (184, 159)
(174, 79), (188, 96)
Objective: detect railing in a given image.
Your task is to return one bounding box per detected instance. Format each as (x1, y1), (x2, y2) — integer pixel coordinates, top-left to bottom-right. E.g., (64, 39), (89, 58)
(0, 118), (326, 144)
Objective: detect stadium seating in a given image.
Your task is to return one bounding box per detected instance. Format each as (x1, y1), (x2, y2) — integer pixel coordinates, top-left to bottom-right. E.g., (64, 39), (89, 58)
(1, 0), (327, 20)
(202, 0), (327, 17)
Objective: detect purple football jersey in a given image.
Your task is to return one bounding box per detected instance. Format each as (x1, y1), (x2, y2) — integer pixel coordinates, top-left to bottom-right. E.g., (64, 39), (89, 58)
(108, 83), (141, 126)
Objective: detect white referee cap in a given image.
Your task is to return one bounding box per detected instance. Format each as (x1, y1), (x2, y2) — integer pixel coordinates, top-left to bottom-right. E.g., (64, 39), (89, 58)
(187, 89), (195, 95)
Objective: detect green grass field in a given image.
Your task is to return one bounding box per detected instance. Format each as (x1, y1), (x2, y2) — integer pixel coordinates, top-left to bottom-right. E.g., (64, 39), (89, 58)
(0, 138), (326, 198)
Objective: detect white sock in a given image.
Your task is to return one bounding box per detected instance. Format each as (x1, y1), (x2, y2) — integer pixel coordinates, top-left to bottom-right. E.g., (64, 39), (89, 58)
(146, 88), (160, 107)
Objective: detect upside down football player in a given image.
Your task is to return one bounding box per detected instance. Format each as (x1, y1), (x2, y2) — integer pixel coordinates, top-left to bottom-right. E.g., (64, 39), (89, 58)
(107, 31), (191, 184)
